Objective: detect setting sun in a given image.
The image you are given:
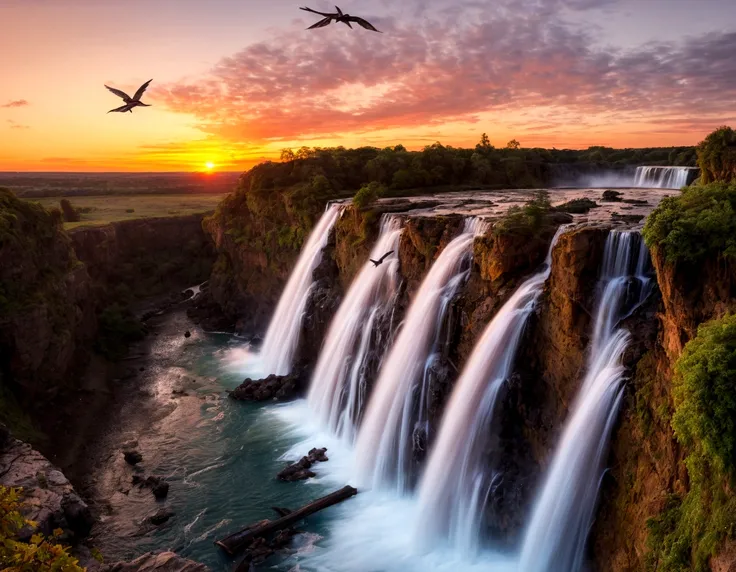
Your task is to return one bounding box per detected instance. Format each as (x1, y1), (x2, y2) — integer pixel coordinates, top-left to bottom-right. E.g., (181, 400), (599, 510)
(205, 161), (215, 170)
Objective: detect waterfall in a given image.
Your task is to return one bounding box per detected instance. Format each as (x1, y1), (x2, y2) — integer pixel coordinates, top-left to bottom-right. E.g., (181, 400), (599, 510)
(633, 166), (696, 189)
(259, 203), (343, 376)
(306, 215), (403, 442)
(518, 230), (653, 572)
(355, 218), (488, 492)
(413, 225), (569, 556)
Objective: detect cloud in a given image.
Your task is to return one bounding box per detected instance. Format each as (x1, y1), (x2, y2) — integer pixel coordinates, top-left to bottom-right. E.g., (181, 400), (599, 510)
(6, 119), (30, 130)
(155, 2), (736, 145)
(1, 100), (29, 108)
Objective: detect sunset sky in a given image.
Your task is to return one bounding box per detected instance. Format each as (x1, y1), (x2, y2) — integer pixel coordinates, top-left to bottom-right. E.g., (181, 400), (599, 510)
(1, 0), (735, 172)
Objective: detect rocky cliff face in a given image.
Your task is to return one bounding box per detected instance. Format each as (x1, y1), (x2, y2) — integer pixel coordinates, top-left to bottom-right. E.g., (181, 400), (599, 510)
(589, 245), (736, 571)
(0, 189), (97, 418)
(70, 214), (215, 307)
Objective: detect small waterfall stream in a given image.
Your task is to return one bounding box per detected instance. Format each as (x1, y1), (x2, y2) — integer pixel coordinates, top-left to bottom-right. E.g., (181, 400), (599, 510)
(307, 216), (403, 442)
(518, 230), (653, 572)
(412, 225), (568, 556)
(633, 166), (696, 189)
(355, 218), (488, 492)
(259, 203), (343, 375)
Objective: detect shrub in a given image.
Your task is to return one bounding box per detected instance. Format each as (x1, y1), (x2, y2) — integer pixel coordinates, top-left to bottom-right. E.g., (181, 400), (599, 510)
(59, 199), (79, 223)
(645, 315), (736, 571)
(642, 182), (736, 264)
(493, 190), (551, 237)
(353, 181), (387, 209)
(697, 126), (736, 184)
(672, 314), (736, 473)
(0, 485), (85, 571)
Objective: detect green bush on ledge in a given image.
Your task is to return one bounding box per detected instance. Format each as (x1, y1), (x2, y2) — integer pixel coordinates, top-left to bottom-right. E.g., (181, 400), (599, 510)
(642, 182), (736, 265)
(646, 314), (736, 571)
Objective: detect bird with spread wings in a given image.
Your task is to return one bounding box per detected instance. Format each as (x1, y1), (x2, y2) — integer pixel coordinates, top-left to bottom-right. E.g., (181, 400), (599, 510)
(300, 6), (381, 32)
(105, 79), (153, 114)
(369, 251), (394, 267)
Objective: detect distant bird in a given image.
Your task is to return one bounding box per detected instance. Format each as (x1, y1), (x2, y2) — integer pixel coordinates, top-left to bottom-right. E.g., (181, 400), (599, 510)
(370, 251), (394, 267)
(105, 79), (153, 113)
(300, 6), (381, 32)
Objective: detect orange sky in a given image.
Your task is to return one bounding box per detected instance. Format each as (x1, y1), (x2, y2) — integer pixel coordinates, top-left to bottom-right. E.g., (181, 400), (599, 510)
(1, 0), (735, 172)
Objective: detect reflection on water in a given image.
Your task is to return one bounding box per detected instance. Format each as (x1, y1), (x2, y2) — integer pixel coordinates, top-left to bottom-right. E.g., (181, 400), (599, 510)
(90, 313), (338, 571)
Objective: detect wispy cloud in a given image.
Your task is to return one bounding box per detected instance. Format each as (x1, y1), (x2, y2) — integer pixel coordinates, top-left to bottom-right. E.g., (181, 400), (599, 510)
(7, 119), (30, 130)
(155, 1), (736, 145)
(1, 100), (29, 109)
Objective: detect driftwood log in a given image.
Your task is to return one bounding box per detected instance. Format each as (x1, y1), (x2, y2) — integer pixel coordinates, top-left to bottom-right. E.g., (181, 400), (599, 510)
(215, 485), (358, 556)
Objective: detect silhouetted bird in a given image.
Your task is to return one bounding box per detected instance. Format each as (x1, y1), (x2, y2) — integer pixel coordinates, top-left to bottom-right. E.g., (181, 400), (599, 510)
(105, 79), (153, 113)
(370, 251), (394, 267)
(300, 6), (381, 32)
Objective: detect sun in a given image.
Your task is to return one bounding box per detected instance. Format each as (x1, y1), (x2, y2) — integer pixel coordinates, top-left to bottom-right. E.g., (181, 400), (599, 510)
(205, 161), (215, 171)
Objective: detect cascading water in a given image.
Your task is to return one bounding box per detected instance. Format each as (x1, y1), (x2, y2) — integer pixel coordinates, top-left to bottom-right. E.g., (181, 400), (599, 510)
(306, 216), (403, 443)
(518, 230), (653, 572)
(259, 203), (343, 376)
(355, 218), (488, 492)
(634, 166), (697, 189)
(413, 225), (569, 556)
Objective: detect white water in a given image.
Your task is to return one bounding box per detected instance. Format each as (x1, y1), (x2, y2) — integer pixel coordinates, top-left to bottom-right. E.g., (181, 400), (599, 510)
(259, 203), (343, 376)
(307, 216), (403, 442)
(518, 230), (652, 572)
(355, 218), (488, 492)
(413, 225), (569, 556)
(633, 166), (695, 189)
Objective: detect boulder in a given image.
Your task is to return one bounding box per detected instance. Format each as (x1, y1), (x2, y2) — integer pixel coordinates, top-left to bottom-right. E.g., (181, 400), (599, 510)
(0, 437), (93, 540)
(601, 190), (623, 202)
(147, 508), (175, 526)
(132, 475), (169, 499)
(123, 450), (143, 465)
(230, 368), (309, 402)
(277, 447), (328, 482)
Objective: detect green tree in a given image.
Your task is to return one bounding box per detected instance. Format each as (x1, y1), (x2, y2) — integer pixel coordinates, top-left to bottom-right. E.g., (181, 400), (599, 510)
(280, 148), (295, 162)
(476, 133), (494, 152)
(353, 181), (387, 209)
(506, 139), (521, 150)
(697, 126), (736, 184)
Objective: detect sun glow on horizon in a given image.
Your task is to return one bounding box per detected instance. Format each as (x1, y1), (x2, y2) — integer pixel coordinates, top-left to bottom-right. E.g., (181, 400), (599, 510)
(205, 161), (215, 171)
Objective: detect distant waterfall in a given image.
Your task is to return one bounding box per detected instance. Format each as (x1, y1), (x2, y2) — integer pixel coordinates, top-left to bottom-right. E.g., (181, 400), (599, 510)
(634, 166), (696, 189)
(260, 203), (343, 375)
(413, 225), (568, 556)
(355, 218), (488, 492)
(518, 230), (653, 572)
(307, 216), (403, 443)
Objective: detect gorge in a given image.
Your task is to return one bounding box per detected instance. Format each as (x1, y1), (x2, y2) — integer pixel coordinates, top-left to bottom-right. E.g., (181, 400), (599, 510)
(1, 144), (736, 572)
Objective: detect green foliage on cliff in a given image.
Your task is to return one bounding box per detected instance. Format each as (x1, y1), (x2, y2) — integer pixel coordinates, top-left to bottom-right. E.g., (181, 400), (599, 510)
(646, 315), (736, 571)
(353, 182), (387, 209)
(493, 191), (552, 237)
(697, 126), (736, 184)
(673, 314), (736, 473)
(643, 182), (736, 264)
(0, 486), (85, 571)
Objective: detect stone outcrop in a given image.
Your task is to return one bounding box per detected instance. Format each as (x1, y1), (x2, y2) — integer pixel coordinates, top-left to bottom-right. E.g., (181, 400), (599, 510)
(0, 431), (93, 541)
(229, 368), (309, 402)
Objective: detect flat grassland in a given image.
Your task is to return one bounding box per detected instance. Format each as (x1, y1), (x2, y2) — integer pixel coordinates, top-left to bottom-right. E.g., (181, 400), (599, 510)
(31, 194), (227, 229)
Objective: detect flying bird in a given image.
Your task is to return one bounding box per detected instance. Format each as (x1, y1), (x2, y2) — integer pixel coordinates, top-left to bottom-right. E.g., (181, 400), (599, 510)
(299, 6), (381, 32)
(105, 79), (153, 113)
(370, 251), (394, 267)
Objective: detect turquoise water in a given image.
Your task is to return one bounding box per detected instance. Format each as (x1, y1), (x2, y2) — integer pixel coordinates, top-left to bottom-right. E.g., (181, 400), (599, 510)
(93, 311), (522, 572)
(93, 314), (340, 570)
